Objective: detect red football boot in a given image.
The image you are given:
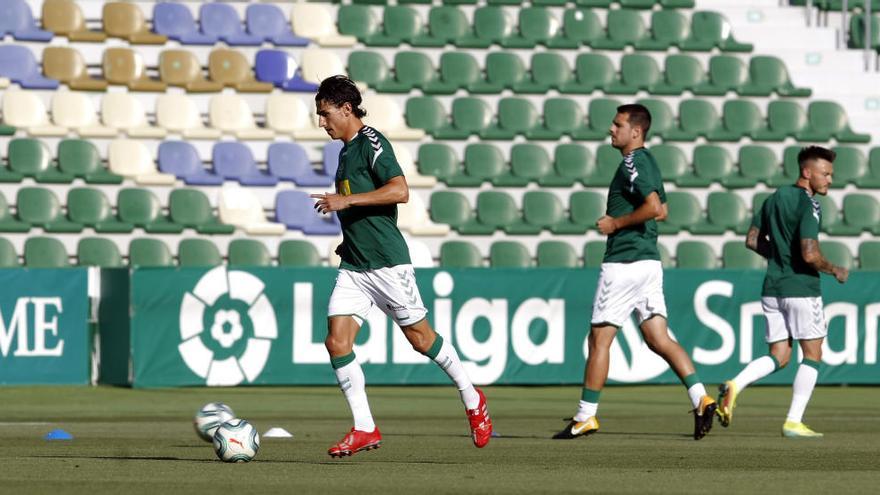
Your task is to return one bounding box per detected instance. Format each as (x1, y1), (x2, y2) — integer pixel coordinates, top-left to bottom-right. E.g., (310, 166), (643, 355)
(466, 388), (492, 448)
(328, 427), (382, 457)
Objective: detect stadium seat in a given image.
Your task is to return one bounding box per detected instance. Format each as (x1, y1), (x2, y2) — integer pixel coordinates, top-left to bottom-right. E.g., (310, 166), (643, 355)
(159, 50), (223, 92)
(51, 92), (116, 137)
(117, 188), (183, 234)
(725, 145), (780, 188)
(103, 48), (166, 91)
(654, 54), (706, 95)
(336, 5), (384, 44)
(394, 144), (436, 188)
(209, 94), (275, 140)
(514, 191), (567, 234)
(157, 141), (223, 186)
(830, 194), (880, 235)
(264, 94), (326, 140)
(129, 239), (174, 267)
(693, 55), (748, 96)
(2, 0), (53, 41)
(798, 101), (870, 143)
(505, 144), (552, 186)
(561, 53), (616, 94)
(103, 2), (167, 44)
(418, 143), (459, 183)
(398, 193), (449, 236)
(178, 239), (223, 267)
(637, 99), (676, 139)
(198, 3), (262, 45)
(550, 144), (595, 187)
(377, 6), (434, 46)
(57, 139), (122, 184)
(77, 238), (123, 268)
(413, 6), (471, 47)
(245, 4), (309, 46)
(848, 12), (880, 50)
(660, 191), (708, 234)
(362, 94), (425, 140)
(290, 3), (357, 47)
(585, 145), (622, 187)
(610, 55), (664, 94)
(593, 9), (649, 50)
(7, 138), (72, 183)
(169, 189), (235, 235)
(152, 3), (216, 45)
(440, 241), (483, 268)
(278, 240), (322, 267)
(17, 187), (82, 232)
(858, 241), (880, 270)
(268, 142), (332, 187)
(483, 97), (545, 140)
(228, 239), (273, 267)
(206, 49), (272, 93)
(722, 241), (766, 269)
(156, 94), (221, 139)
(0, 238), (20, 267)
(856, 148), (880, 188)
(0, 46), (59, 89)
(548, 8), (603, 48)
(430, 191), (477, 233)
(2, 90), (66, 136)
(406, 97), (469, 139)
(651, 143), (689, 184)
(41, 47), (107, 91)
(536, 241), (579, 268)
(382, 52), (445, 93)
(754, 100), (808, 142)
(101, 93), (166, 138)
(0, 192), (29, 232)
(490, 241), (533, 268)
(42, 0), (106, 41)
(676, 241), (718, 269)
(820, 241), (854, 270)
(275, 190), (342, 235)
(469, 6), (520, 48)
(682, 11), (752, 52)
(516, 53), (574, 94)
(466, 191), (520, 235)
(299, 49), (347, 87)
(637, 9), (688, 51)
(557, 190), (604, 234)
(670, 99), (720, 141)
(24, 237), (71, 268)
(584, 98), (622, 140)
(831, 147), (868, 187)
(740, 56), (811, 97)
(349, 51), (396, 91)
(434, 52), (482, 93)
(709, 100), (766, 142)
(517, 7), (564, 48)
(218, 185), (285, 236)
(469, 52), (528, 93)
(212, 142), (278, 186)
(323, 141), (343, 179)
(108, 140), (176, 185)
(701, 191), (750, 234)
(583, 240), (607, 268)
(813, 194), (842, 234)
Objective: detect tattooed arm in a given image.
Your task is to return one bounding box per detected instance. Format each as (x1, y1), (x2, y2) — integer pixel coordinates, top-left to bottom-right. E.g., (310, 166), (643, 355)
(745, 226), (771, 259)
(801, 238), (849, 283)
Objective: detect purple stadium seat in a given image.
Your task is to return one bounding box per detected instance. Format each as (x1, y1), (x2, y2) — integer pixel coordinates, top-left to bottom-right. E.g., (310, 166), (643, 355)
(268, 142), (333, 187)
(245, 4), (309, 46)
(275, 190), (341, 235)
(152, 3), (218, 45)
(0, 46), (59, 89)
(0, 0), (53, 41)
(254, 50), (319, 92)
(157, 141), (224, 185)
(198, 3), (263, 46)
(322, 140), (343, 178)
(212, 142), (279, 186)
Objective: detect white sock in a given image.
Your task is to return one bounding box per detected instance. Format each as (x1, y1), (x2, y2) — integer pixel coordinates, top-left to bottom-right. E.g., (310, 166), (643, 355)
(687, 383), (707, 409)
(430, 336), (479, 410)
(786, 361), (819, 423)
(574, 401), (598, 422)
(334, 358), (375, 432)
(733, 355), (778, 391)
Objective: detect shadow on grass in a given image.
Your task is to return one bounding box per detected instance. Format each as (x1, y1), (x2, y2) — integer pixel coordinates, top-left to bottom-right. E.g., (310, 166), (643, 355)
(27, 454), (462, 466)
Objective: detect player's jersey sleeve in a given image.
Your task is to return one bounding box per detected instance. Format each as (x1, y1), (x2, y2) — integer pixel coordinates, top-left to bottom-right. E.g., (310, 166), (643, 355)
(798, 196), (821, 240)
(363, 129), (403, 183)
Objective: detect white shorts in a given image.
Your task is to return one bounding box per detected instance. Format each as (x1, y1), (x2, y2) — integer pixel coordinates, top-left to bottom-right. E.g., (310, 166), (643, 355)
(327, 264), (428, 328)
(591, 260), (667, 327)
(762, 296), (827, 343)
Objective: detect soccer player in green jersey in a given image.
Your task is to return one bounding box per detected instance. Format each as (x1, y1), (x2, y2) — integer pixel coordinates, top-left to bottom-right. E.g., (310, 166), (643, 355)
(553, 104), (717, 441)
(717, 146), (848, 438)
(310, 76), (492, 457)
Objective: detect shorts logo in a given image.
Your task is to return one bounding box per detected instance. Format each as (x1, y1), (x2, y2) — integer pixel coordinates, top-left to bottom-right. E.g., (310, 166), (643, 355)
(178, 266), (278, 386)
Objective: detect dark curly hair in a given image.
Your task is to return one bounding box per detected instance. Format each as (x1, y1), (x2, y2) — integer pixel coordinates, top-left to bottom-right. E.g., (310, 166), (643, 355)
(315, 75), (367, 118)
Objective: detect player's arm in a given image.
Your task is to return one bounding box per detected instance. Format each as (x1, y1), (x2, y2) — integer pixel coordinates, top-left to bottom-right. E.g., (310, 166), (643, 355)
(745, 226), (771, 259)
(655, 202), (668, 222)
(597, 191), (663, 235)
(801, 238), (848, 283)
(312, 175), (409, 213)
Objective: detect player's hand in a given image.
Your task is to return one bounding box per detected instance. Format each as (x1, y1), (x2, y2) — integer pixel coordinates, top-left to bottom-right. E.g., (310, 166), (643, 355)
(596, 215), (618, 235)
(311, 193), (350, 214)
(833, 266), (849, 284)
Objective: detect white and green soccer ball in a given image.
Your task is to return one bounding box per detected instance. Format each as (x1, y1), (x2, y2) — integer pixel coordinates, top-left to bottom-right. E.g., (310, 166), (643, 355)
(194, 402), (235, 442)
(213, 418), (260, 463)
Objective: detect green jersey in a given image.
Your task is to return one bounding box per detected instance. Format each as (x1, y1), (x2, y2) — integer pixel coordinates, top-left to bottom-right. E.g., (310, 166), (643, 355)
(754, 185), (821, 297)
(335, 126), (411, 271)
(603, 148), (668, 263)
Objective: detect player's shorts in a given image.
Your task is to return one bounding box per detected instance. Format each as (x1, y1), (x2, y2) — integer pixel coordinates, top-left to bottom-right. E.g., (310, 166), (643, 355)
(327, 264), (428, 328)
(762, 296), (827, 343)
(590, 260), (667, 327)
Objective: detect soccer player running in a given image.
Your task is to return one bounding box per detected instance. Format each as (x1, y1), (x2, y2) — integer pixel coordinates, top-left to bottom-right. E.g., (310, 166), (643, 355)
(311, 75), (492, 457)
(553, 104), (717, 441)
(717, 146), (848, 438)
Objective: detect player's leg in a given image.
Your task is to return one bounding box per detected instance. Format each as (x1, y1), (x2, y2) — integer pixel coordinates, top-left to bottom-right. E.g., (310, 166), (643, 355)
(780, 297), (826, 438)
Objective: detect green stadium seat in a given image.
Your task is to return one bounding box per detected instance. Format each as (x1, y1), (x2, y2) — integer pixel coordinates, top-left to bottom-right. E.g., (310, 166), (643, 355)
(24, 237), (71, 268)
(669, 99), (720, 141)
(709, 100), (766, 142)
(549, 8), (603, 49)
(0, 238), (20, 267)
(417, 143), (459, 183)
(537, 241), (579, 268)
(652, 143), (689, 183)
(740, 56), (811, 97)
(798, 101), (870, 143)
(278, 240), (321, 267)
(470, 52), (527, 93)
(117, 188), (183, 233)
(725, 145), (781, 188)
(548, 144), (594, 187)
(512, 191), (566, 234)
(57, 139), (123, 184)
(676, 241), (718, 269)
(677, 145), (733, 187)
(418, 6), (471, 47)
(820, 241), (854, 270)
(337, 5), (382, 43)
(482, 97), (544, 140)
(654, 54), (706, 95)
(471, 6), (518, 47)
(584, 98), (622, 140)
(348, 51), (400, 92)
(169, 189), (234, 234)
(593, 9), (649, 50)
(813, 194), (842, 234)
(67, 187), (133, 233)
(77, 238), (123, 267)
(700, 191), (750, 234)
(828, 194), (880, 236)
(682, 11), (753, 52)
(831, 147), (868, 188)
(489, 241), (533, 268)
(0, 191), (29, 232)
(228, 239), (272, 267)
(515, 7), (562, 48)
(405, 96), (448, 137)
(7, 138), (72, 183)
(562, 54), (616, 94)
(660, 191), (708, 234)
(437, 52), (483, 93)
(848, 13), (880, 50)
(430, 191), (477, 232)
(752, 191), (773, 215)
(0, 124), (14, 136)
(446, 97), (494, 139)
(858, 241), (880, 270)
(178, 239), (223, 267)
(620, 0), (657, 8)
(390, 52), (453, 94)
(636, 98), (676, 140)
(520, 53), (574, 94)
(128, 238), (174, 267)
(556, 191), (604, 235)
(471, 191), (520, 234)
(611, 55), (663, 95)
(16, 187), (82, 233)
(504, 144), (551, 187)
(585, 145), (623, 187)
(542, 98), (592, 140)
(377, 6), (431, 46)
(694, 55), (748, 96)
(754, 101), (807, 143)
(532, 0), (568, 5)
(576, 0), (612, 6)
(856, 148), (880, 188)
(583, 240), (607, 268)
(439, 241), (483, 268)
(637, 9), (688, 51)
(446, 143), (506, 187)
(722, 241), (766, 269)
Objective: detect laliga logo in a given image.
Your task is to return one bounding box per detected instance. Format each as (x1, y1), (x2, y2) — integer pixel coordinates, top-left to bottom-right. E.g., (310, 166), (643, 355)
(178, 267), (277, 386)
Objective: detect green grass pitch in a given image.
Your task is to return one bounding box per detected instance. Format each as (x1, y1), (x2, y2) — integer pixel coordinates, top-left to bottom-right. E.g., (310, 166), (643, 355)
(0, 385), (877, 494)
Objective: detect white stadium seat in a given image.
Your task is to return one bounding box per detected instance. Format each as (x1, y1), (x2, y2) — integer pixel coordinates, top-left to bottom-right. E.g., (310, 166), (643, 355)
(51, 91), (116, 137)
(398, 192), (450, 236)
(361, 94), (424, 141)
(291, 4), (356, 47)
(156, 93), (221, 139)
(2, 90), (66, 136)
(265, 93), (326, 140)
(108, 139), (176, 185)
(300, 49), (346, 86)
(392, 143), (436, 188)
(209, 94), (274, 140)
(102, 93), (166, 138)
(218, 185), (285, 236)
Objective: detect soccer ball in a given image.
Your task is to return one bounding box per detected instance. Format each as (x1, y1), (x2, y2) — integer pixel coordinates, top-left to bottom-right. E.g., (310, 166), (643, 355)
(193, 402), (235, 442)
(213, 419), (260, 463)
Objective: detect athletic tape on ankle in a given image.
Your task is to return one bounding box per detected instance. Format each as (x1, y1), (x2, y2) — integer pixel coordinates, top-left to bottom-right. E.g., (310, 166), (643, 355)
(331, 352), (356, 370)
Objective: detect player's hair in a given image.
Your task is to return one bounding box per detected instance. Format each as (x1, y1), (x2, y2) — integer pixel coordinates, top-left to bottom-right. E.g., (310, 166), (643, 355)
(617, 104), (652, 136)
(797, 146), (836, 169)
(315, 75), (367, 118)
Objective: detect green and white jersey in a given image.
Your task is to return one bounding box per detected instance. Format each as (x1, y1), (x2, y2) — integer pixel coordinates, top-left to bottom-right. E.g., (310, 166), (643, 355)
(335, 126), (411, 271)
(754, 185), (822, 298)
(603, 148), (668, 263)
